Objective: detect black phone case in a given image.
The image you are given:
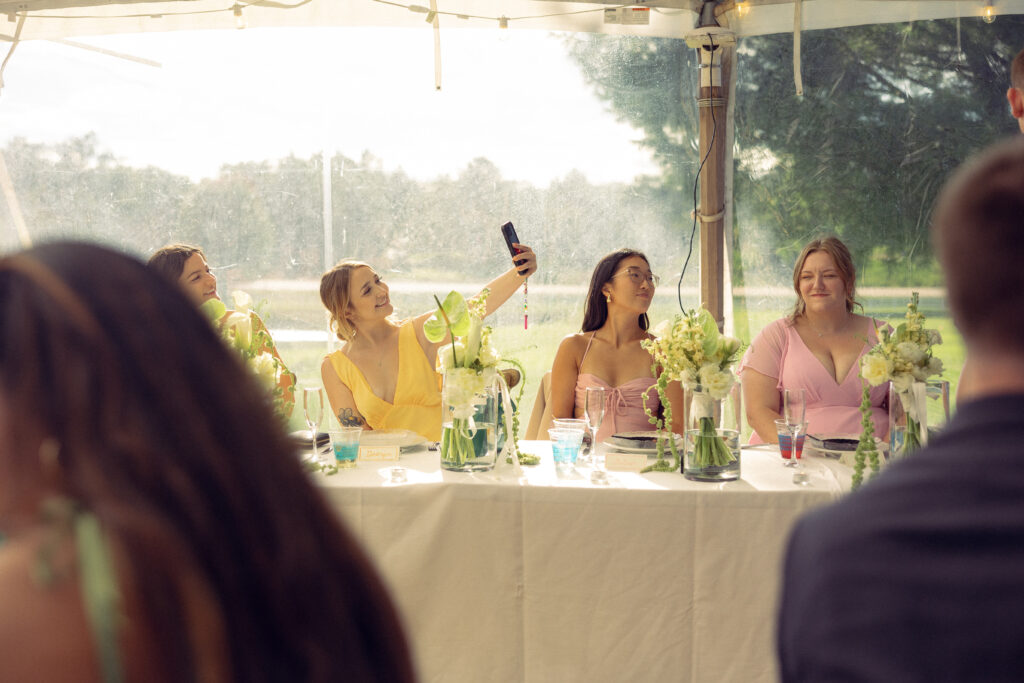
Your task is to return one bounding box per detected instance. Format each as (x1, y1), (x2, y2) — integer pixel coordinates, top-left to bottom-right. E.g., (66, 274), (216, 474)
(501, 222), (521, 257)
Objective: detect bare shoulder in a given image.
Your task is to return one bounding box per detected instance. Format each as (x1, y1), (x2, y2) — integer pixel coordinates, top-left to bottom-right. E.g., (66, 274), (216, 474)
(0, 536), (99, 682)
(559, 332), (589, 349)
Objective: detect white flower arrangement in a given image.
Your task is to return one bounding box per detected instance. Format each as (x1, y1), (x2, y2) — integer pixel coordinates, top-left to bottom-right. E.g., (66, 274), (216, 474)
(424, 290), (529, 466)
(861, 292), (943, 393)
(200, 291), (295, 420)
(642, 308), (745, 471)
(858, 291), (943, 460)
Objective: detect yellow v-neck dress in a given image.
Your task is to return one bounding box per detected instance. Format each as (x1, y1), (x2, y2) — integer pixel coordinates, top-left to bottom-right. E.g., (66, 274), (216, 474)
(326, 320), (442, 440)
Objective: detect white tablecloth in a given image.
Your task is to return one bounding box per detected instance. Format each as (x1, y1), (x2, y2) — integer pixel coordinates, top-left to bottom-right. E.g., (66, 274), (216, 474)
(314, 442), (851, 682)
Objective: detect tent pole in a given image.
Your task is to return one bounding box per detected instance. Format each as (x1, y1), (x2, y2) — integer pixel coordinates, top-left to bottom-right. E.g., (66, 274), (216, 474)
(696, 42), (730, 331)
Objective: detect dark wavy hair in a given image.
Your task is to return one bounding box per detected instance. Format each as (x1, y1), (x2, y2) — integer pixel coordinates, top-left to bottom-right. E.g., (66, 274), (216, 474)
(0, 242), (414, 683)
(146, 242), (205, 282)
(580, 248), (651, 333)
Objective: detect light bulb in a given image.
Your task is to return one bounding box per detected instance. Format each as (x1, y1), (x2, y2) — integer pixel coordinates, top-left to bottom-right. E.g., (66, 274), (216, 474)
(233, 4), (247, 30)
(735, 2), (750, 18)
(982, 4), (996, 22)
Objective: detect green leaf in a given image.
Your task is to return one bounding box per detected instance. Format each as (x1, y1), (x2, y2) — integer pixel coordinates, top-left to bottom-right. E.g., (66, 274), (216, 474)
(424, 290), (471, 342)
(199, 298), (226, 322)
(697, 308), (720, 356)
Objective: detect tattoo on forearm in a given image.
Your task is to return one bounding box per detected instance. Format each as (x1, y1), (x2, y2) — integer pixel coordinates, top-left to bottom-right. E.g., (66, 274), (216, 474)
(338, 409), (366, 427)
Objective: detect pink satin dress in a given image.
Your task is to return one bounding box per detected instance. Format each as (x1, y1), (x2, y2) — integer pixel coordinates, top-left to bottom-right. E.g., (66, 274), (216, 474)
(572, 332), (660, 443)
(738, 317), (889, 444)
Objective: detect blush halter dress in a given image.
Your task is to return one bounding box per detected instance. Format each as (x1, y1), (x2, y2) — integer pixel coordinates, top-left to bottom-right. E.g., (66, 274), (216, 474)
(572, 331), (660, 443)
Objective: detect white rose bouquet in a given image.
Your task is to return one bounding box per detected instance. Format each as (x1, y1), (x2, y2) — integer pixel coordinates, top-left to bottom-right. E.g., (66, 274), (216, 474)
(424, 290), (527, 467)
(200, 291), (295, 421)
(859, 291), (943, 455)
(642, 308), (745, 471)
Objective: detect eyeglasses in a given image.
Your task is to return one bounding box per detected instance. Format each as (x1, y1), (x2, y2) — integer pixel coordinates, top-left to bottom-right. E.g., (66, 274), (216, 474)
(612, 268), (660, 287)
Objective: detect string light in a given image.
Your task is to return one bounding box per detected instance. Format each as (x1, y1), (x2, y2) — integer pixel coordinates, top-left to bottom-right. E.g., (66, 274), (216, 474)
(233, 4), (247, 29)
(981, 4), (997, 23)
(371, 0), (616, 27)
(735, 2), (750, 18)
(6, 0), (313, 23)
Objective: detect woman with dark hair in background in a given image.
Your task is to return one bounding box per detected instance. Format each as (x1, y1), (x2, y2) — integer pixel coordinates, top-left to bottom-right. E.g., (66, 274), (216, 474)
(0, 242), (415, 682)
(739, 235), (888, 443)
(148, 242), (294, 410)
(549, 248), (684, 442)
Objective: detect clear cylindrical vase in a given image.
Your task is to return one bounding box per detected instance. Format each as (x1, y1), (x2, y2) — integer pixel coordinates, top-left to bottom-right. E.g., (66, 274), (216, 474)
(440, 369), (499, 472)
(888, 381), (928, 459)
(682, 380), (742, 482)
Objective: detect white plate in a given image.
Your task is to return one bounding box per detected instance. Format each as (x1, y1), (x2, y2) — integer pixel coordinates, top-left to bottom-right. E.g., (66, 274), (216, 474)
(603, 432), (684, 455)
(806, 434), (886, 458)
(360, 429), (429, 451)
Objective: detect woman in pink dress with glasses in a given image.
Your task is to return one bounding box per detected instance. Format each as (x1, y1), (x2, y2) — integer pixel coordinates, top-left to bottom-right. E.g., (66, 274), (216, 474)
(739, 236), (889, 444)
(550, 249), (685, 442)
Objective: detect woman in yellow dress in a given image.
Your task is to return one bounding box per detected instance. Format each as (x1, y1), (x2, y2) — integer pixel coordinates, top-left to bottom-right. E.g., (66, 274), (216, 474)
(319, 244), (536, 441)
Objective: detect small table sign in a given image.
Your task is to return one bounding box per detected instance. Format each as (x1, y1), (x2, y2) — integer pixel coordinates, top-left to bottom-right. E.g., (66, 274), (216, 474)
(604, 450), (648, 472)
(360, 445), (401, 462)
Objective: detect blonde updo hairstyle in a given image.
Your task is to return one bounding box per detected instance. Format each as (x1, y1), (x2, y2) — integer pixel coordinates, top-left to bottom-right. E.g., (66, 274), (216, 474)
(320, 259), (372, 342)
(791, 235), (859, 317)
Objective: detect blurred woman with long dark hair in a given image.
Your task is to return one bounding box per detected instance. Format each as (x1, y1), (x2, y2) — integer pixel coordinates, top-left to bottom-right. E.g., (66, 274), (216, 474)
(0, 242), (415, 682)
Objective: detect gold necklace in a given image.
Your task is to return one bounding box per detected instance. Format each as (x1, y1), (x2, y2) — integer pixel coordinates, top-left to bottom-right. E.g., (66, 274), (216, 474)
(806, 316), (850, 339)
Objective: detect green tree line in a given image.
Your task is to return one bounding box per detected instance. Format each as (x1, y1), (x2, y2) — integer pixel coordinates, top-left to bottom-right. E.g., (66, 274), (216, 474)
(0, 135), (680, 284)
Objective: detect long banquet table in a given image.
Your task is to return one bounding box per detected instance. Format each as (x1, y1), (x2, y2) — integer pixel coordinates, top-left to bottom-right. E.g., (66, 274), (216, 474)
(313, 441), (854, 682)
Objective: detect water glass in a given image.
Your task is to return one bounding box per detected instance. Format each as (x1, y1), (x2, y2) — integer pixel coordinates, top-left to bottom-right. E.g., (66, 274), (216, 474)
(553, 417), (590, 461)
(548, 427), (585, 469)
(329, 427), (362, 468)
(774, 418), (806, 466)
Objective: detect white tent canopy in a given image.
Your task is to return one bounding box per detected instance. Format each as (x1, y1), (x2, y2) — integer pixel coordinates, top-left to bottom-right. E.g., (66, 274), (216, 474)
(2, 0), (1024, 41)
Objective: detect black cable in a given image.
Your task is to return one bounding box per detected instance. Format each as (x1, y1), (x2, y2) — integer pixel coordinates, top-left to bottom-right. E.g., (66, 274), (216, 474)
(677, 33), (719, 313)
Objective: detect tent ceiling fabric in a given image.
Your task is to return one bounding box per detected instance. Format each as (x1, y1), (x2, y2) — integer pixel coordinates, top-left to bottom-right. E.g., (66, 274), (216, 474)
(1, 0), (1023, 41)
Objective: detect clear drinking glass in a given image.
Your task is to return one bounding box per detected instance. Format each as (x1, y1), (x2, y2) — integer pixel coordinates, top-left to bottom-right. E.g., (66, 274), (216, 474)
(553, 417), (589, 463)
(783, 388), (810, 484)
(584, 386), (608, 482)
(303, 386), (324, 462)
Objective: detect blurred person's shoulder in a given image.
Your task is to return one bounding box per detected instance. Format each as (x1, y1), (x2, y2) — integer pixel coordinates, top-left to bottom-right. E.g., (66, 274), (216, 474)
(0, 531), (100, 682)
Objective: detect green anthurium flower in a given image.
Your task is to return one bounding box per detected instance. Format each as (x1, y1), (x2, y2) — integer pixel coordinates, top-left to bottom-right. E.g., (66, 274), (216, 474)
(424, 290), (471, 343)
(697, 307), (721, 357)
(200, 298), (227, 322)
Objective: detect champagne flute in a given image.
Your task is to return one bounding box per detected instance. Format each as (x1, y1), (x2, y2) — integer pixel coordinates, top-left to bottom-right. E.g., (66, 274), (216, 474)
(584, 386), (607, 481)
(781, 389), (806, 468)
(303, 386), (325, 462)
(784, 388), (810, 484)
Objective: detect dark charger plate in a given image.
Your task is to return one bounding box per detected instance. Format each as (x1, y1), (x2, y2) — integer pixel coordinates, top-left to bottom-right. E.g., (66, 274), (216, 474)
(607, 431), (683, 450)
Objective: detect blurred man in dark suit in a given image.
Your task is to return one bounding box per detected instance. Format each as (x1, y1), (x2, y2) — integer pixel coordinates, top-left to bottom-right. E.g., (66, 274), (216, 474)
(777, 137), (1024, 682)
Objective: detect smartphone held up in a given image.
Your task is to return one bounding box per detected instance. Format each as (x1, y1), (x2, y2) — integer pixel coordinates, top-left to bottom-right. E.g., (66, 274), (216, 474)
(500, 221), (529, 329)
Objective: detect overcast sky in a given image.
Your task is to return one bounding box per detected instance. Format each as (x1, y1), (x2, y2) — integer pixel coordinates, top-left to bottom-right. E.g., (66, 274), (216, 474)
(0, 27), (659, 186)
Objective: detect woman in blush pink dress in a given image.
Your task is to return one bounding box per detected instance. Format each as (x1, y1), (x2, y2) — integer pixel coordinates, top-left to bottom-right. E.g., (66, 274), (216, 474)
(550, 249), (685, 443)
(739, 236), (889, 444)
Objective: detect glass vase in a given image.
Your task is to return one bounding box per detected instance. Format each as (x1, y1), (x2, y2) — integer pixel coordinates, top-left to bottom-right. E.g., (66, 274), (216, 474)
(440, 369), (499, 472)
(682, 380), (742, 482)
(888, 381), (928, 459)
